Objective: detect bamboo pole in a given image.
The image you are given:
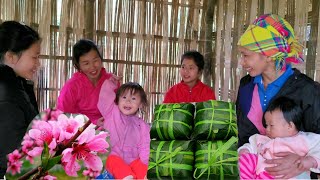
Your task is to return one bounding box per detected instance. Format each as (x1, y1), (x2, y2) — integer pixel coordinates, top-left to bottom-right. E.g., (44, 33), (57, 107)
(264, 0), (272, 14)
(306, 0), (319, 78)
(278, 0), (286, 17)
(249, 0), (258, 22)
(293, 0), (308, 72)
(203, 0), (215, 86)
(85, 0), (95, 40)
(223, 0), (234, 101)
(215, 0), (224, 99)
(232, 0), (245, 102)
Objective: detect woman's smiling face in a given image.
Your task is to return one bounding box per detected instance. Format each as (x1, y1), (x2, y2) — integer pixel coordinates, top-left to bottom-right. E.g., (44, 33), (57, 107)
(78, 49), (103, 85)
(238, 46), (270, 77)
(180, 58), (201, 87)
(10, 41), (41, 80)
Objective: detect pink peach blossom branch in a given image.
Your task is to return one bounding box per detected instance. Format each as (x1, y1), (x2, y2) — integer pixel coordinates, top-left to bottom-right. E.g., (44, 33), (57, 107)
(18, 120), (92, 180)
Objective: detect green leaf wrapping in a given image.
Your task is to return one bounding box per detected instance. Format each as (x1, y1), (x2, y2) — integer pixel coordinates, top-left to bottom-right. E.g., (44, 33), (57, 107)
(194, 137), (239, 180)
(151, 103), (195, 140)
(193, 100), (237, 140)
(148, 140), (194, 179)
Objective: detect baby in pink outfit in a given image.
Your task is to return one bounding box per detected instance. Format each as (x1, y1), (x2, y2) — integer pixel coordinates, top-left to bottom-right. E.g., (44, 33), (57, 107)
(98, 80), (150, 179)
(238, 96), (320, 179)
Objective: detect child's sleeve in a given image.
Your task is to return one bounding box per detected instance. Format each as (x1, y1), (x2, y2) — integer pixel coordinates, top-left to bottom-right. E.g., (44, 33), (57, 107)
(57, 81), (79, 113)
(139, 122), (151, 165)
(237, 134), (259, 154)
(97, 80), (119, 129)
(305, 132), (320, 172)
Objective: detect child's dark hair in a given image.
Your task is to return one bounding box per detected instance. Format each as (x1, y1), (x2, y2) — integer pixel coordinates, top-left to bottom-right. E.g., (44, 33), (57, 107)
(0, 21), (40, 63)
(115, 82), (148, 107)
(180, 50), (204, 71)
(72, 39), (103, 71)
(263, 96), (302, 131)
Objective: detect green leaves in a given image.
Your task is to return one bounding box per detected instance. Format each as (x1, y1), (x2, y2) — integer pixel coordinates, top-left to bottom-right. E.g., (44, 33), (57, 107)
(41, 143), (50, 169)
(40, 143), (62, 172)
(46, 155), (62, 171)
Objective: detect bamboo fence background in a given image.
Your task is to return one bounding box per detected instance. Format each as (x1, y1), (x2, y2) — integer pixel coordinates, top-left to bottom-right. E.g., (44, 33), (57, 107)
(0, 0), (319, 122)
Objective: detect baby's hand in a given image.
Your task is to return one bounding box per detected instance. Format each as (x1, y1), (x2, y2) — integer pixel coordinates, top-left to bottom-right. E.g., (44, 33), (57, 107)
(110, 74), (122, 85)
(238, 149), (250, 155)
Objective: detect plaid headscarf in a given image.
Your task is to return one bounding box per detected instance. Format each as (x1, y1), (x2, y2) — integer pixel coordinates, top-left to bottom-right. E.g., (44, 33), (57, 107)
(238, 14), (304, 70)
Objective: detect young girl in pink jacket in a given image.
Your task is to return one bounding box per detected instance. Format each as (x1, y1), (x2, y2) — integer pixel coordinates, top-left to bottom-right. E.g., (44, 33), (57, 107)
(238, 97), (320, 179)
(98, 80), (150, 179)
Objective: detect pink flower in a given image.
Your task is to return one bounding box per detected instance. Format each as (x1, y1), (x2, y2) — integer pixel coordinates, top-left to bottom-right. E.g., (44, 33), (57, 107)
(21, 138), (36, 163)
(61, 151), (81, 177)
(21, 135), (35, 158)
(49, 109), (63, 120)
(55, 114), (84, 142)
(29, 121), (58, 151)
(7, 150), (21, 163)
(40, 108), (63, 121)
(61, 129), (108, 176)
(21, 135), (35, 153)
(7, 113), (107, 178)
(27, 147), (44, 158)
(41, 175), (57, 180)
(7, 160), (22, 175)
(83, 168), (101, 179)
(26, 155), (34, 164)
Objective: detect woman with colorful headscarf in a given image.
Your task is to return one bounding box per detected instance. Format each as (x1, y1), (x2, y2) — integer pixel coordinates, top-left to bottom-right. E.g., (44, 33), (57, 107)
(236, 14), (320, 179)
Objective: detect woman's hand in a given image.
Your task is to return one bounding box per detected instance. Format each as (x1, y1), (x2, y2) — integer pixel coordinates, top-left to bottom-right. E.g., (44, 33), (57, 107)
(296, 156), (317, 171)
(264, 152), (304, 179)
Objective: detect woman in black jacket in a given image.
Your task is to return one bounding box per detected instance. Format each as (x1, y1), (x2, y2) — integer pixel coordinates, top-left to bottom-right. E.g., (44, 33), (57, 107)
(236, 14), (320, 178)
(0, 21), (40, 178)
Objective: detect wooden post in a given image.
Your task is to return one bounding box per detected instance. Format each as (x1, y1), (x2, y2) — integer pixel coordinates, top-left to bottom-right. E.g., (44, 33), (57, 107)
(306, 0), (319, 78)
(85, 0), (95, 40)
(203, 0), (216, 86)
(215, 0), (224, 99)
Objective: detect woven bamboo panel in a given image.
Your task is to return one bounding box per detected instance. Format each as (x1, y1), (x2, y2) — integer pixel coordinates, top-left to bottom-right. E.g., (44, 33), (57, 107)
(0, 0), (319, 122)
(94, 0), (207, 121)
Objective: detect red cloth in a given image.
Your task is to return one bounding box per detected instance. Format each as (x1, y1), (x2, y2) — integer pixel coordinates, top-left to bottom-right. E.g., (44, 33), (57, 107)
(106, 155), (148, 179)
(163, 80), (216, 103)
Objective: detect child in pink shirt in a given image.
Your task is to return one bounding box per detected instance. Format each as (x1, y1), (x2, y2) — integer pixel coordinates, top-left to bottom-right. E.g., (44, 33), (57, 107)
(238, 97), (320, 179)
(98, 80), (150, 179)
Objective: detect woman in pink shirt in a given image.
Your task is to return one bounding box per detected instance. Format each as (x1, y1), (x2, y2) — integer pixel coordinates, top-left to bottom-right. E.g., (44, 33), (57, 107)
(238, 97), (320, 179)
(98, 80), (150, 179)
(57, 39), (116, 124)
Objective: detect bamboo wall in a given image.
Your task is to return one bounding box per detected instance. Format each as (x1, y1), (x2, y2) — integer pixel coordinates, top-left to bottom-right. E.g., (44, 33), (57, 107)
(0, 0), (319, 122)
(93, 0), (207, 121)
